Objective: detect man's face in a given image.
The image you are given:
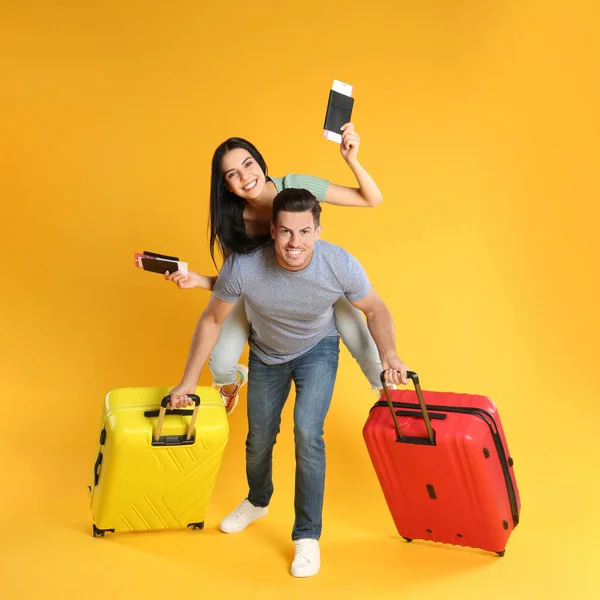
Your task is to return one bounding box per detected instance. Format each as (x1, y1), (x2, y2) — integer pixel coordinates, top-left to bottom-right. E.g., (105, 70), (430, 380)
(270, 210), (322, 271)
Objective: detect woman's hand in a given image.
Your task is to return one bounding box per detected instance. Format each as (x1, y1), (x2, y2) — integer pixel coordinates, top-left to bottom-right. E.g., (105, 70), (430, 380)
(325, 121), (383, 208)
(340, 122), (360, 165)
(164, 269), (207, 290)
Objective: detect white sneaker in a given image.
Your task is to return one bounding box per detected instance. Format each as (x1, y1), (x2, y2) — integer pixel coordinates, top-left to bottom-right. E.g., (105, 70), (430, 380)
(290, 539), (320, 578)
(219, 498), (268, 534)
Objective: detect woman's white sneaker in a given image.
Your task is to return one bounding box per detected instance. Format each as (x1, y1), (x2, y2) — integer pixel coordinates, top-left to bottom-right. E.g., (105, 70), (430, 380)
(290, 539), (320, 577)
(219, 498), (268, 534)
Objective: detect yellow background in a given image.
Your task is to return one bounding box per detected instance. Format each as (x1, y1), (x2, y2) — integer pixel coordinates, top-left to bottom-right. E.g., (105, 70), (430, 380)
(1, 0), (599, 598)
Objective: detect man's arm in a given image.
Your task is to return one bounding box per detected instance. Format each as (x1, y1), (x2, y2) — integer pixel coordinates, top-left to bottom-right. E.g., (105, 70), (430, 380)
(169, 294), (237, 407)
(350, 287), (408, 385)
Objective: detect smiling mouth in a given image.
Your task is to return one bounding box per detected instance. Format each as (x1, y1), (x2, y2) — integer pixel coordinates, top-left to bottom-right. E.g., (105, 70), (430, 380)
(243, 180), (257, 191)
(286, 248), (302, 257)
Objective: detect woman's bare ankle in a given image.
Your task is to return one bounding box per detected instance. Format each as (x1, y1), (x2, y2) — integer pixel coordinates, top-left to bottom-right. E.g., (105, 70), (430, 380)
(221, 382), (239, 396)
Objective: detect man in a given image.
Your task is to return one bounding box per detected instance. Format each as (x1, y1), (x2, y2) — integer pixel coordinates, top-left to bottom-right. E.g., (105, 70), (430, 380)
(169, 188), (408, 578)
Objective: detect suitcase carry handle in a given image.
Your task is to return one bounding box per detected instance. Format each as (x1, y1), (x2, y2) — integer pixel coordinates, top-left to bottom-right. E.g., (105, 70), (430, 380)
(153, 394), (201, 444)
(395, 409), (446, 421)
(380, 371), (435, 444)
(144, 408), (195, 417)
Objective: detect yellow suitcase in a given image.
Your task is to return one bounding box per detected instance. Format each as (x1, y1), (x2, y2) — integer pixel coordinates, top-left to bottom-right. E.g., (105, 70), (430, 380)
(89, 386), (229, 537)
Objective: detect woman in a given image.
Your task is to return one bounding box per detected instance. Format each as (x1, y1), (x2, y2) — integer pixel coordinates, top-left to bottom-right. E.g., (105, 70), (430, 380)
(166, 123), (387, 414)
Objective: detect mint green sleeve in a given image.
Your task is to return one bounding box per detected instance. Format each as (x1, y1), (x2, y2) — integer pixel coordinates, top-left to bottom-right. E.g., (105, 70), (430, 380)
(271, 173), (330, 203)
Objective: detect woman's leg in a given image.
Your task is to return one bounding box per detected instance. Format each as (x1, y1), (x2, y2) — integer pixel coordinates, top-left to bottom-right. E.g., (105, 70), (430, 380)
(208, 297), (251, 412)
(333, 296), (385, 390)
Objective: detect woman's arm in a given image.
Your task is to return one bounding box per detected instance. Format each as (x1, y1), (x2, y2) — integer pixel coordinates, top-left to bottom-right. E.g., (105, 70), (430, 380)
(165, 270), (218, 291)
(324, 123), (384, 208)
(164, 246), (231, 291)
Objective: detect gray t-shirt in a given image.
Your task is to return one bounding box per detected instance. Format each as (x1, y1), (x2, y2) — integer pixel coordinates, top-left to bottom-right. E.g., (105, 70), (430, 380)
(213, 241), (371, 365)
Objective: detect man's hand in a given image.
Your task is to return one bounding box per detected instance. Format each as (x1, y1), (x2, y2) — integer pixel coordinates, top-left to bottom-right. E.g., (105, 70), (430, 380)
(382, 355), (409, 386)
(168, 383), (197, 408)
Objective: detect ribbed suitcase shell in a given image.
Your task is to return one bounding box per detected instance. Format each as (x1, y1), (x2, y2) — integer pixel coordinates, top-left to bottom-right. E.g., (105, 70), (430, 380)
(363, 388), (520, 555)
(89, 386), (229, 536)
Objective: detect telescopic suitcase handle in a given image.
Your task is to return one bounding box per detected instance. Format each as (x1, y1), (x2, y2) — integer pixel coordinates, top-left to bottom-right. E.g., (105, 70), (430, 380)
(153, 394), (200, 443)
(380, 371), (435, 444)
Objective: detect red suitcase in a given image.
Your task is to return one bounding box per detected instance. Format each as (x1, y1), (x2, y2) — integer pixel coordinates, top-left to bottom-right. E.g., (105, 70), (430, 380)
(363, 371), (520, 556)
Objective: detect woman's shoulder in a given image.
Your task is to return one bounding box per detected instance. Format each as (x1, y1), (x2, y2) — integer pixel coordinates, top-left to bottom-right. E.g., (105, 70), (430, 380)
(269, 173), (330, 201)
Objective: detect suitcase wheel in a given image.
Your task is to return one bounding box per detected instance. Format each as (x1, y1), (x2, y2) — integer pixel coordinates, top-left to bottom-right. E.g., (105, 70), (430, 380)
(496, 550), (506, 557)
(402, 537), (413, 543)
(92, 524), (115, 538)
(187, 522), (205, 531)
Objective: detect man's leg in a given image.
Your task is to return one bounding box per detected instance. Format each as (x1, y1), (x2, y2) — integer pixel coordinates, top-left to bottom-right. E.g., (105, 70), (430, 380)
(246, 351), (291, 507)
(220, 350), (291, 533)
(291, 335), (339, 540)
(288, 335), (339, 578)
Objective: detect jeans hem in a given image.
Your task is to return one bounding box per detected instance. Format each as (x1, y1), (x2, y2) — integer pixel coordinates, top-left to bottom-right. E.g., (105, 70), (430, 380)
(292, 534), (321, 542)
(247, 497), (269, 509)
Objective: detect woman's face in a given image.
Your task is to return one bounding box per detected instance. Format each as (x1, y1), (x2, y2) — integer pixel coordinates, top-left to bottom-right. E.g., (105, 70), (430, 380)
(221, 148), (266, 200)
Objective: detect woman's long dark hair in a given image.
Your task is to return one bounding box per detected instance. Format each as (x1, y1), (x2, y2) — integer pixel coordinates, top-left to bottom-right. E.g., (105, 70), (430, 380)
(209, 137), (273, 268)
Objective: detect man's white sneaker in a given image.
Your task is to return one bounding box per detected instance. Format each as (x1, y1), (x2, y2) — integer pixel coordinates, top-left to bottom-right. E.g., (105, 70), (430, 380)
(219, 498), (268, 534)
(290, 539), (320, 578)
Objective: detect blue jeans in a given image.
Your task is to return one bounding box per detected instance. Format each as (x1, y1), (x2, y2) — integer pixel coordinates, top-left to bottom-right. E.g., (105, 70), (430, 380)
(245, 335), (340, 541)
